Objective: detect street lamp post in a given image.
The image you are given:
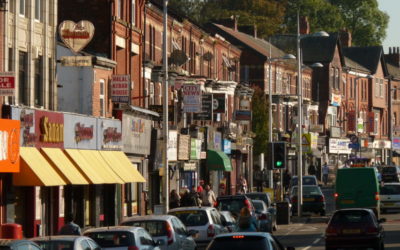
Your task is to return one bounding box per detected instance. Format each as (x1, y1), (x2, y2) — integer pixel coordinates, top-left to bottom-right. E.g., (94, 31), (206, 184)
(390, 87), (396, 165)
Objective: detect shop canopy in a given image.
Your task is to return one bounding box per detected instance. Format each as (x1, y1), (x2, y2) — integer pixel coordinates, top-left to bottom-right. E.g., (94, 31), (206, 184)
(206, 149), (232, 171)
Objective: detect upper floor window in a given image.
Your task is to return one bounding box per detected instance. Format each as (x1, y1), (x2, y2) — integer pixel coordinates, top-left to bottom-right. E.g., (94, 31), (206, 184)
(34, 56), (43, 106)
(335, 68), (339, 89)
(117, 0), (123, 19)
(100, 80), (105, 117)
(131, 0), (136, 25)
(19, 0), (26, 16)
(35, 0), (42, 22)
(379, 79), (384, 98)
(374, 112), (379, 134)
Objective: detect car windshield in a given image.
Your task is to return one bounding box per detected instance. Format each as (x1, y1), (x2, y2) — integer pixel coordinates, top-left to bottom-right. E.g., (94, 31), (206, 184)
(330, 210), (372, 224)
(246, 194), (270, 206)
(252, 202), (264, 211)
(217, 199), (245, 215)
(85, 231), (133, 247)
(120, 220), (167, 237)
(208, 236), (270, 250)
(34, 241), (74, 250)
(169, 210), (208, 226)
(382, 167), (397, 173)
(292, 186), (321, 195)
(380, 185), (400, 195)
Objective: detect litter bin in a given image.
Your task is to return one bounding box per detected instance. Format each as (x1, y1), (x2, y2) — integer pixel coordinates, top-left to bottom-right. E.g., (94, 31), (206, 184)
(276, 201), (290, 225)
(0, 223), (23, 239)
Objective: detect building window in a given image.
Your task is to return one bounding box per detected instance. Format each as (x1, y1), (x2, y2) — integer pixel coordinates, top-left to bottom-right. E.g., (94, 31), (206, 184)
(131, 0), (136, 25)
(379, 79), (383, 98)
(149, 82), (154, 105)
(100, 79), (105, 117)
(35, 0), (42, 21)
(19, 0), (25, 16)
(49, 58), (54, 109)
(374, 112), (379, 134)
(335, 68), (339, 89)
(276, 69), (282, 94)
(34, 56), (43, 106)
(117, 0), (123, 19)
(149, 25), (155, 61)
(8, 48), (13, 71)
(18, 51), (28, 105)
(189, 41), (196, 74)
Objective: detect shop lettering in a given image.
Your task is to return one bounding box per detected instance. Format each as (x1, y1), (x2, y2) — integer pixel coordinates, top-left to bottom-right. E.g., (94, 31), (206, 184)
(62, 29), (90, 39)
(0, 131), (8, 161)
(75, 123), (94, 143)
(103, 127), (122, 143)
(40, 116), (64, 143)
(131, 119), (145, 133)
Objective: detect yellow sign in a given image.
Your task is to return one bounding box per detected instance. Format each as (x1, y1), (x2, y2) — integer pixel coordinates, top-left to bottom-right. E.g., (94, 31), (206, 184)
(40, 117), (64, 143)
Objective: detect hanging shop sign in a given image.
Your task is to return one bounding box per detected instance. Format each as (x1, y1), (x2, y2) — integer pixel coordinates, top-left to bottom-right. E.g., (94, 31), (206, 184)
(330, 93), (341, 107)
(223, 139), (231, 154)
(168, 130), (178, 162)
(393, 137), (400, 150)
(182, 84), (202, 113)
(148, 105), (174, 121)
(111, 74), (130, 103)
(122, 113), (152, 155)
(178, 134), (190, 161)
(190, 139), (201, 160)
(234, 110), (251, 121)
(64, 113), (97, 149)
(193, 94), (213, 120)
(60, 56), (92, 67)
(214, 131), (222, 151)
(0, 119), (20, 172)
(59, 20), (95, 53)
(213, 94), (226, 113)
(329, 138), (351, 154)
(98, 118), (122, 150)
(11, 107), (36, 146)
(0, 72), (15, 96)
(35, 110), (64, 148)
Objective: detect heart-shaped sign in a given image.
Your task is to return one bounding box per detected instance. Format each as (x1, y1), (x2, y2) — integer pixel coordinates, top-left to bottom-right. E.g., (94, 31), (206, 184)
(59, 20), (95, 53)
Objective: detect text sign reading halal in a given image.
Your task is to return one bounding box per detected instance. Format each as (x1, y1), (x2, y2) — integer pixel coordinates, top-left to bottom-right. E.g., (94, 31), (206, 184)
(59, 20), (95, 53)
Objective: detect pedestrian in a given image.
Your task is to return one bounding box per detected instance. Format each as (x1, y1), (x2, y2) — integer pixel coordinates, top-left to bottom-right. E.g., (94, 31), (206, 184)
(238, 175), (248, 193)
(322, 162), (329, 186)
(188, 186), (201, 206)
(197, 180), (204, 194)
(180, 188), (192, 207)
(308, 163), (317, 176)
(169, 189), (180, 209)
(59, 213), (81, 235)
(236, 207), (258, 232)
(201, 184), (216, 206)
(283, 169), (291, 193)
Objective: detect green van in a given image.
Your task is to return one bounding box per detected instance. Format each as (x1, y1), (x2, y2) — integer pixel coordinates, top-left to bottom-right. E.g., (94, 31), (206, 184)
(335, 168), (380, 217)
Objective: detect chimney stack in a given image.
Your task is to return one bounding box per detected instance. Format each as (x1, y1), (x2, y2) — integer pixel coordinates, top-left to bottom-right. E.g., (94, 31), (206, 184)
(384, 46), (400, 67)
(389, 47), (392, 54)
(340, 29), (352, 48)
(300, 16), (310, 35)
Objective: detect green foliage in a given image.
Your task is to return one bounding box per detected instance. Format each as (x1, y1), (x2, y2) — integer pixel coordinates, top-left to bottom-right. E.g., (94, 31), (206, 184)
(251, 87), (270, 156)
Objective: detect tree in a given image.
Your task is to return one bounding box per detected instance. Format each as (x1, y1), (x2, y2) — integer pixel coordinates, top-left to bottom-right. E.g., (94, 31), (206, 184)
(168, 0), (205, 24)
(251, 87), (270, 156)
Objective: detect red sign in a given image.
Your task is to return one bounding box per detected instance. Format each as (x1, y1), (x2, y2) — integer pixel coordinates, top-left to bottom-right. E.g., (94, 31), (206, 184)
(0, 72), (15, 96)
(75, 123), (94, 143)
(367, 112), (375, 133)
(0, 119), (20, 173)
(35, 110), (64, 148)
(103, 127), (122, 144)
(347, 111), (355, 132)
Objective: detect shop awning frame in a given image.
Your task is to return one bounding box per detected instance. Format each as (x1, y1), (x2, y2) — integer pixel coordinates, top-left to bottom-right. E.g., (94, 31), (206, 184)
(206, 149), (232, 172)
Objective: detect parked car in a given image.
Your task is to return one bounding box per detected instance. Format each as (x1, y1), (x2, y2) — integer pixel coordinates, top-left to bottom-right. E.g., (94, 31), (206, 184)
(251, 200), (273, 233)
(325, 208), (385, 250)
(380, 182), (400, 213)
(0, 239), (42, 250)
(206, 232), (295, 250)
(245, 192), (277, 230)
(381, 166), (400, 182)
(290, 175), (319, 188)
(168, 206), (227, 248)
(120, 215), (197, 250)
(32, 235), (100, 250)
(290, 185), (325, 216)
(219, 211), (237, 232)
(216, 194), (255, 218)
(84, 226), (161, 250)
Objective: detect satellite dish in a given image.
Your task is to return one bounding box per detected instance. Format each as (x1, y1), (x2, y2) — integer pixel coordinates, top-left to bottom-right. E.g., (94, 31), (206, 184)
(203, 52), (213, 61)
(170, 50), (188, 66)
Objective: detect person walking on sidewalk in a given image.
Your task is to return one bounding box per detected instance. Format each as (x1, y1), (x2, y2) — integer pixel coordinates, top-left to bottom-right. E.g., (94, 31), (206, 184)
(201, 184), (216, 206)
(322, 162), (329, 186)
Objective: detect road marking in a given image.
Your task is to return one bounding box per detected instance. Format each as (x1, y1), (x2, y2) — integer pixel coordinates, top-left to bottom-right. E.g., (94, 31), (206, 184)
(302, 234), (323, 250)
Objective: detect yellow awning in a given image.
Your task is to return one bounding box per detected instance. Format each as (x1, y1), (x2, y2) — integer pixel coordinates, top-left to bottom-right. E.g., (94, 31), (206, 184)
(64, 149), (104, 184)
(78, 150), (124, 184)
(112, 151), (146, 183)
(41, 148), (89, 185)
(99, 151), (146, 183)
(14, 147), (66, 186)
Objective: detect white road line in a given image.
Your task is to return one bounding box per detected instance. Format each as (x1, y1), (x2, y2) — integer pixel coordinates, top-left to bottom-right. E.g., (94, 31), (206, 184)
(302, 234), (323, 250)
(281, 223), (304, 237)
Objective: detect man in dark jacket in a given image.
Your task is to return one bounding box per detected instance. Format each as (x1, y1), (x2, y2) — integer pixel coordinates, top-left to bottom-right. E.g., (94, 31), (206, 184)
(59, 213), (81, 235)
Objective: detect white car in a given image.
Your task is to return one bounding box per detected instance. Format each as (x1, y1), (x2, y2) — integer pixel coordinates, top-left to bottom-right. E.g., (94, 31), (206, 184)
(380, 182), (400, 213)
(120, 215), (197, 250)
(168, 206), (228, 248)
(84, 226), (161, 250)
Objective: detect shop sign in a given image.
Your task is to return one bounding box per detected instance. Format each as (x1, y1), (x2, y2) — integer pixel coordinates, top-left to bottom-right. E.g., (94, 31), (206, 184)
(372, 140), (391, 149)
(329, 138), (351, 154)
(0, 119), (20, 172)
(182, 84), (202, 113)
(214, 131), (222, 150)
(239, 99), (251, 110)
(330, 126), (341, 138)
(97, 118), (122, 150)
(64, 114), (97, 149)
(190, 139), (201, 160)
(35, 110), (64, 148)
(357, 118), (364, 133)
(234, 110), (251, 120)
(11, 107), (36, 146)
(330, 93), (341, 107)
(148, 105), (174, 120)
(193, 94), (213, 120)
(122, 114), (151, 155)
(0, 72), (15, 96)
(178, 134), (190, 161)
(213, 94), (226, 113)
(111, 75), (130, 103)
(393, 137), (400, 150)
(183, 162), (196, 171)
(309, 124), (323, 133)
(168, 130), (178, 161)
(223, 139), (231, 154)
(60, 56), (92, 67)
(59, 20), (95, 53)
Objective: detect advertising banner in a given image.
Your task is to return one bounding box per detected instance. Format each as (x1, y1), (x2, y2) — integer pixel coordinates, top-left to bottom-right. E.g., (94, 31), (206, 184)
(111, 75), (130, 103)
(182, 84), (202, 113)
(0, 119), (20, 172)
(214, 131), (222, 151)
(193, 94), (213, 120)
(0, 72), (15, 96)
(97, 118), (122, 150)
(35, 110), (64, 149)
(393, 137), (400, 150)
(223, 139), (231, 154)
(329, 138), (351, 154)
(122, 114), (152, 155)
(168, 130), (178, 161)
(178, 134), (190, 161)
(11, 107), (36, 147)
(234, 110), (252, 120)
(213, 93), (226, 113)
(64, 113), (97, 149)
(190, 139), (201, 160)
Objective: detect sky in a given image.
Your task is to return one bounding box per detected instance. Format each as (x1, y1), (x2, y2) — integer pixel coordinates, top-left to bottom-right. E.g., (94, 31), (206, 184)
(378, 0), (400, 53)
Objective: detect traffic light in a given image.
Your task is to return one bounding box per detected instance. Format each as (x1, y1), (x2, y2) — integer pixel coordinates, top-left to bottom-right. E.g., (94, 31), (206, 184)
(266, 142), (287, 170)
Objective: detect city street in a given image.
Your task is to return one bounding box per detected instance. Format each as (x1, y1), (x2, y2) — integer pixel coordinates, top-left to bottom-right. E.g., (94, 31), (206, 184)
(275, 187), (400, 249)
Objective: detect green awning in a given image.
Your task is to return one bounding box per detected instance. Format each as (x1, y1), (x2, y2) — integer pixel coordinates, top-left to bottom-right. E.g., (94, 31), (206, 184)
(206, 149), (232, 171)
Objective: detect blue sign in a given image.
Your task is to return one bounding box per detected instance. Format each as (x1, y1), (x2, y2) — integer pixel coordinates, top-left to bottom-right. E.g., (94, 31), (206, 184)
(223, 139), (231, 154)
(348, 143), (360, 149)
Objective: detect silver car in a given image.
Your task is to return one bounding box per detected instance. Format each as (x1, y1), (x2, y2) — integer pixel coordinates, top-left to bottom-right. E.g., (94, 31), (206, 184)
(168, 206), (228, 248)
(120, 215), (197, 250)
(84, 226), (161, 250)
(252, 200), (273, 233)
(31, 235), (100, 250)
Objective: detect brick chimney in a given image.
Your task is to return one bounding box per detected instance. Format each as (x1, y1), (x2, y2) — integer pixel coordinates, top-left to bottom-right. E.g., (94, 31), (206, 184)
(340, 29), (352, 48)
(384, 46), (400, 67)
(300, 16), (310, 35)
(238, 25), (257, 38)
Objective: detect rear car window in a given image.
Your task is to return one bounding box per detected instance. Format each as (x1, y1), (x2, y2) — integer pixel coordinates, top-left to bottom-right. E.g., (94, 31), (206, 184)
(217, 199), (246, 215)
(245, 194), (269, 206)
(380, 185), (400, 195)
(382, 167), (397, 174)
(169, 210), (208, 226)
(253, 202), (264, 211)
(208, 236), (269, 250)
(331, 210), (372, 224)
(34, 241), (74, 250)
(120, 220), (166, 237)
(292, 186), (321, 195)
(85, 231), (134, 247)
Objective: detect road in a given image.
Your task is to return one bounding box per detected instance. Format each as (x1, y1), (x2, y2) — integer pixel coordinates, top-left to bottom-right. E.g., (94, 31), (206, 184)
(274, 187), (400, 249)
